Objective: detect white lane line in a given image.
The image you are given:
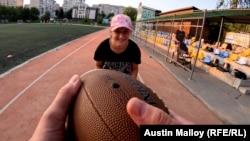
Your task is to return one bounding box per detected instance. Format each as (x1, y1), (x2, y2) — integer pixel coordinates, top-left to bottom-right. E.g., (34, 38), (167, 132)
(0, 30), (106, 114)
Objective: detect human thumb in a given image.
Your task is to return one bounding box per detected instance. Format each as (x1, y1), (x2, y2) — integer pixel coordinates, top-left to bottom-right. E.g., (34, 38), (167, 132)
(126, 97), (173, 126)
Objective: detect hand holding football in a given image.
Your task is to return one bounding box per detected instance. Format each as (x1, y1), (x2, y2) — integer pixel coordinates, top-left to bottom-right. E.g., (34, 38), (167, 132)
(67, 69), (169, 141)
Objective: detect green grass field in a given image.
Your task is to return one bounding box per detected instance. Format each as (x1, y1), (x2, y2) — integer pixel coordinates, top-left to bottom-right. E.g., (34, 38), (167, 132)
(0, 23), (105, 75)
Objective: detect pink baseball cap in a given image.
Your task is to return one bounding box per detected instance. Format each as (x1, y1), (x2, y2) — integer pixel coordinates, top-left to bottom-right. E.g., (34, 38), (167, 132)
(110, 14), (133, 31)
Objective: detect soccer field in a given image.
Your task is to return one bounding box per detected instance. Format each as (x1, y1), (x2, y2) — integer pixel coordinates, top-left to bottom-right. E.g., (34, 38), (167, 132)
(0, 23), (105, 75)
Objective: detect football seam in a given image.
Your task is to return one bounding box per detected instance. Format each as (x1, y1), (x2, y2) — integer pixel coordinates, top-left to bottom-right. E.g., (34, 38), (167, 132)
(83, 86), (120, 140)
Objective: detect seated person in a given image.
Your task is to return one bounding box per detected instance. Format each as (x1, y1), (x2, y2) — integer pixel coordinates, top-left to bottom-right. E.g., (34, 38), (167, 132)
(226, 43), (232, 51)
(210, 41), (220, 48)
(213, 47), (221, 55)
(232, 46), (245, 54)
(207, 41), (220, 54)
(219, 43), (228, 51)
(205, 44), (214, 52)
(190, 37), (196, 45)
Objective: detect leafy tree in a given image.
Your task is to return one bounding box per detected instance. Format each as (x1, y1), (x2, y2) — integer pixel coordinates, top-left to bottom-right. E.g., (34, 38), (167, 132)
(65, 8), (72, 19)
(22, 7), (30, 21)
(15, 6), (23, 20)
(216, 0), (250, 34)
(30, 7), (39, 21)
(216, 0), (225, 9)
(107, 13), (114, 19)
(0, 5), (39, 22)
(55, 9), (59, 18)
(225, 23), (250, 33)
(216, 0), (250, 9)
(97, 11), (106, 24)
(0, 5), (8, 19)
(7, 6), (18, 21)
(41, 11), (50, 21)
(57, 7), (64, 19)
(100, 11), (106, 18)
(123, 7), (137, 21)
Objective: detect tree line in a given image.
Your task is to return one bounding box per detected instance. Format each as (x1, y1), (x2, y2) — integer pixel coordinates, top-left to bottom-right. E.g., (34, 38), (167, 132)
(216, 0), (250, 33)
(216, 0), (250, 9)
(0, 5), (39, 22)
(0, 5), (73, 23)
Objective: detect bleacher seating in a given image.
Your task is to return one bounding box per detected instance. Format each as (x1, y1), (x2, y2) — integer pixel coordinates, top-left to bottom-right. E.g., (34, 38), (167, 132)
(136, 29), (250, 94)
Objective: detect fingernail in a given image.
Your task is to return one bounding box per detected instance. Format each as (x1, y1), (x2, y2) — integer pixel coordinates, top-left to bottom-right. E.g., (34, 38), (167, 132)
(69, 75), (78, 84)
(131, 99), (147, 117)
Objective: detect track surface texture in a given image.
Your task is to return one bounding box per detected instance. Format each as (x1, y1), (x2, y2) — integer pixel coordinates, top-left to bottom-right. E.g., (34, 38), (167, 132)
(0, 29), (222, 141)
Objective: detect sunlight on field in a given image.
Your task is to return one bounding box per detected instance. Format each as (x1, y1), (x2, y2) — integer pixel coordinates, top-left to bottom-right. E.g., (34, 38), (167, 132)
(0, 23), (104, 74)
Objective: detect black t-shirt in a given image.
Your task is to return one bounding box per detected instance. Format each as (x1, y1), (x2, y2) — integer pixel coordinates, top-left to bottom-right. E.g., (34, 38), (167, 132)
(180, 42), (188, 53)
(94, 38), (141, 74)
(175, 30), (185, 42)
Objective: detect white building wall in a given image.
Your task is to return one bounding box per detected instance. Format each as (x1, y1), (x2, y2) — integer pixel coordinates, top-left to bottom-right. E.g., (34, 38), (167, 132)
(92, 4), (125, 15)
(71, 0), (87, 19)
(31, 0), (57, 18)
(0, 0), (23, 7)
(30, 0), (39, 8)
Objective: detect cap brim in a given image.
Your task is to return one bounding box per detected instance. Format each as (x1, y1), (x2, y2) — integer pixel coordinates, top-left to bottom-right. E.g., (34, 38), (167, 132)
(111, 26), (133, 31)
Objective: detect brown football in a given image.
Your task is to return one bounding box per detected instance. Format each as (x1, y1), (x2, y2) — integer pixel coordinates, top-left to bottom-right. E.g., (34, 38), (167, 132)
(67, 69), (169, 141)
